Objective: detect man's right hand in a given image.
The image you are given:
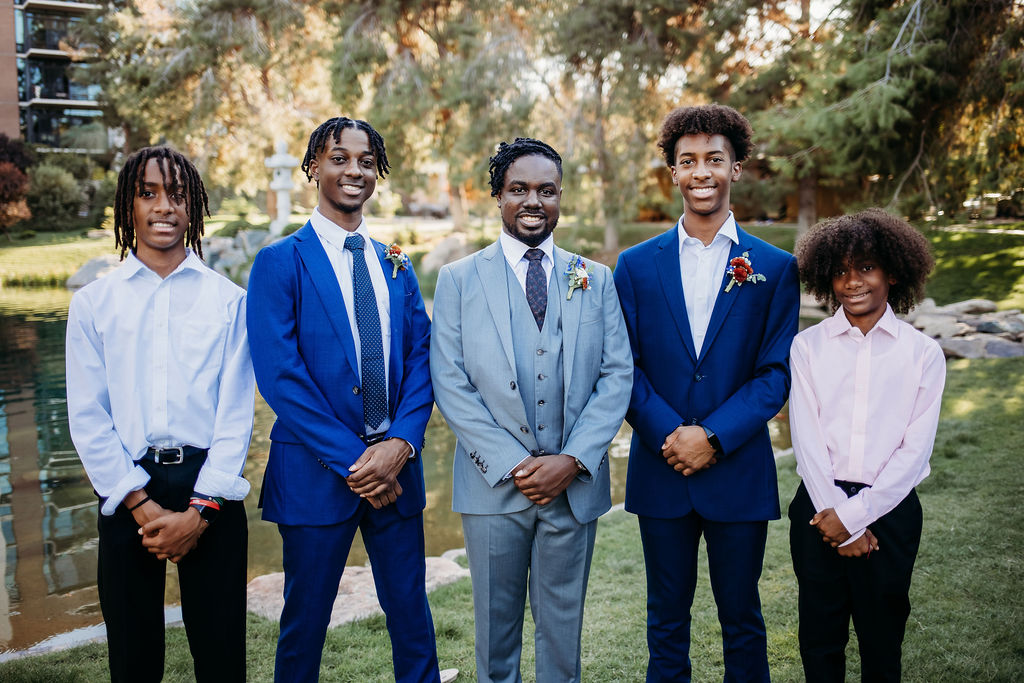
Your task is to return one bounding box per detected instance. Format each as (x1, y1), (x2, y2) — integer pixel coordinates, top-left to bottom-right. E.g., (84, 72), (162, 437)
(364, 481), (404, 510)
(836, 528), (880, 558)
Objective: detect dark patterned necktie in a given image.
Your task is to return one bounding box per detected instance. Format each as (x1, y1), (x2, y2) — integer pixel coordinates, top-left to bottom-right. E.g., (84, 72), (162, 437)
(344, 233), (388, 430)
(524, 248), (547, 331)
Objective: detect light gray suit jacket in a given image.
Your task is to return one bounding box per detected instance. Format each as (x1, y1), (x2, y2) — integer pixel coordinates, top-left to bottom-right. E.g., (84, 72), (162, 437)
(430, 240), (633, 525)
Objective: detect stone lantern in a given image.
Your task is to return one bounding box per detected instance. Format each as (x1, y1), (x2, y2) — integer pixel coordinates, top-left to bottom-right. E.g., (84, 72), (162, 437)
(266, 140), (299, 235)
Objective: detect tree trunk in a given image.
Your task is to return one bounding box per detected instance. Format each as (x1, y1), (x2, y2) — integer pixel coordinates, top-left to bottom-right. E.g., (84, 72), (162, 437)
(797, 172), (817, 240)
(448, 182), (467, 232)
(593, 67), (618, 254)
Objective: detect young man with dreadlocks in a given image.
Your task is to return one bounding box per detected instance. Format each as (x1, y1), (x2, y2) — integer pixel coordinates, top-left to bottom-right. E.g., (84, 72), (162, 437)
(430, 137), (632, 682)
(66, 146), (254, 681)
(614, 104), (800, 681)
(246, 117), (441, 682)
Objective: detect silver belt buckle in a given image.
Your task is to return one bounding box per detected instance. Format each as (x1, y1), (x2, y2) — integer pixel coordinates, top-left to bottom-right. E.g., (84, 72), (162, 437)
(157, 447), (185, 464)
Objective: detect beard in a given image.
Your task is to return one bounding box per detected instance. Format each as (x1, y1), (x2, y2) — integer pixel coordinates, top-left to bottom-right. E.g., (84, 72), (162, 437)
(502, 214), (558, 247)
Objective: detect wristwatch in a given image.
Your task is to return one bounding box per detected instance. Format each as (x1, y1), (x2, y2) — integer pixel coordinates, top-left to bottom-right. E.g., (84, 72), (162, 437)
(700, 424), (722, 454)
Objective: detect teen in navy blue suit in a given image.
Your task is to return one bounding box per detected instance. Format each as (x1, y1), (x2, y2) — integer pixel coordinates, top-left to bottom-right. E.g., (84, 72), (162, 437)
(247, 118), (439, 682)
(614, 105), (800, 682)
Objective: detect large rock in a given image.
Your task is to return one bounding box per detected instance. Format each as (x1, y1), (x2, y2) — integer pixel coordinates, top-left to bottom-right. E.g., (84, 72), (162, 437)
(901, 298), (937, 324)
(939, 299), (998, 315)
(911, 313), (971, 339)
(421, 234), (475, 274)
(235, 229), (271, 256)
(246, 556), (470, 628)
(799, 293), (829, 320)
(66, 254), (121, 290)
(939, 334), (1024, 359)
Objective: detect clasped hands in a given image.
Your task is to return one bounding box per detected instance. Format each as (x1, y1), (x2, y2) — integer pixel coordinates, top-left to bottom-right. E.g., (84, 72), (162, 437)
(130, 494), (206, 564)
(661, 425), (717, 476)
(346, 438), (412, 509)
(513, 454), (579, 506)
(810, 508), (880, 558)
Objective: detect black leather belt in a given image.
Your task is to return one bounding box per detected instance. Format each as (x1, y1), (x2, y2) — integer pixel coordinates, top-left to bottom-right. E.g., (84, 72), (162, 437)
(143, 445), (208, 465)
(834, 479), (870, 497)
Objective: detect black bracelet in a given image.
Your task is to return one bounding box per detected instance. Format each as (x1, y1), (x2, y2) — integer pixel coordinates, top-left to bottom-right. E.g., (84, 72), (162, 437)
(127, 495), (151, 511)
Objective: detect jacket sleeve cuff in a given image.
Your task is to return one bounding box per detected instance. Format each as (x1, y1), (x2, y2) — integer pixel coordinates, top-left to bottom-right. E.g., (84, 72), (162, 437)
(100, 465), (151, 516)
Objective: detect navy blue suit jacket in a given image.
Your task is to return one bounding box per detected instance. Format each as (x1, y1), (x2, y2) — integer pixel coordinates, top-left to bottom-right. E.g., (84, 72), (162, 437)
(247, 223), (433, 526)
(614, 224), (800, 522)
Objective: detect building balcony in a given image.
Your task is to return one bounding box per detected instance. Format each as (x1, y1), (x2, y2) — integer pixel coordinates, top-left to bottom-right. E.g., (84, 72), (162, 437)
(16, 0), (101, 14)
(21, 97), (100, 108)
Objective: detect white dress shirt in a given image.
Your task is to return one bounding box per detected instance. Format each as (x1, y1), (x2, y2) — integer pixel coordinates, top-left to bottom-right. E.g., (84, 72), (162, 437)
(500, 230), (555, 294)
(310, 208), (392, 435)
(789, 304), (946, 544)
(678, 212), (738, 356)
(66, 251), (255, 516)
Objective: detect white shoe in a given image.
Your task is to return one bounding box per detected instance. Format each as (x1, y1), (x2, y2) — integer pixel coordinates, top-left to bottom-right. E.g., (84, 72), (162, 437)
(440, 668), (459, 683)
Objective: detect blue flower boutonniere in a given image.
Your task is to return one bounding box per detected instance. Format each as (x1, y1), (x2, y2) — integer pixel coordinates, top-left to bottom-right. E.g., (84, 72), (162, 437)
(564, 254), (594, 301)
(724, 251), (766, 293)
(385, 243), (410, 279)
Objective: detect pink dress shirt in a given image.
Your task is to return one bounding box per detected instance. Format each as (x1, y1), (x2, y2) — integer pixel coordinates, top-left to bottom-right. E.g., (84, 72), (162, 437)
(789, 304), (946, 544)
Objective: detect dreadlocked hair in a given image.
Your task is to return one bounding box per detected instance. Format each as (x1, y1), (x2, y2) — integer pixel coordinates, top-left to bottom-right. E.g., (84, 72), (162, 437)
(301, 117), (390, 180)
(488, 137), (562, 197)
(114, 146), (209, 260)
(657, 104), (754, 166)
(795, 208), (935, 315)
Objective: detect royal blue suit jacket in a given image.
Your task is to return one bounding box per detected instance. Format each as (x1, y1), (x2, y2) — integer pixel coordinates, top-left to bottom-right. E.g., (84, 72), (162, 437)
(614, 224), (800, 522)
(247, 222), (433, 526)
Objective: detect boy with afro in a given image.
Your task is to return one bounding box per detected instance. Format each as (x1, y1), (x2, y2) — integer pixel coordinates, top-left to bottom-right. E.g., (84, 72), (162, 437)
(66, 146), (253, 681)
(789, 207), (945, 682)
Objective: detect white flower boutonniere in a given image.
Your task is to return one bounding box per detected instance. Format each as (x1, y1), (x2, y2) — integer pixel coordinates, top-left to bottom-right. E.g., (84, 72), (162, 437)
(384, 243), (410, 279)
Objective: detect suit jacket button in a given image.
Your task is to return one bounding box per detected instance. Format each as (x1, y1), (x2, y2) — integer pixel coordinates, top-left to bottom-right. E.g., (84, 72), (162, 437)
(510, 381), (517, 390)
(520, 426), (529, 434)
(538, 424), (546, 431)
(694, 374), (703, 382)
(353, 386), (361, 394)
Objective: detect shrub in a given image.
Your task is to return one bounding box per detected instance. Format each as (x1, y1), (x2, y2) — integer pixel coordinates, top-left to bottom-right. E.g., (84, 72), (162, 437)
(0, 161), (32, 234)
(26, 164), (83, 231)
(0, 133), (35, 172)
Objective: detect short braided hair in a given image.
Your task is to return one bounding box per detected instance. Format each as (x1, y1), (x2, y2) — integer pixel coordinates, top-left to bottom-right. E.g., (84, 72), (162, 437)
(114, 146), (209, 260)
(795, 208), (935, 314)
(487, 137), (562, 197)
(301, 117), (389, 180)
(657, 104), (754, 166)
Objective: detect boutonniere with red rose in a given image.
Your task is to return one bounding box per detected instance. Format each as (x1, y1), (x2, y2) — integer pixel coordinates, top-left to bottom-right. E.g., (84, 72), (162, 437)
(385, 243), (410, 279)
(724, 251), (766, 292)
(564, 253), (593, 300)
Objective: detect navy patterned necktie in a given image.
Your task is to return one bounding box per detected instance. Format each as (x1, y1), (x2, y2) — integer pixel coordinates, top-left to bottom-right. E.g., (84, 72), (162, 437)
(524, 248), (547, 331)
(344, 233), (388, 430)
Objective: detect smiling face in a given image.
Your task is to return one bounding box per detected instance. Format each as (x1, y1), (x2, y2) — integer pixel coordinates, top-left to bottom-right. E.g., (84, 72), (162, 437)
(832, 255), (897, 334)
(308, 126), (377, 230)
(670, 133), (742, 229)
(132, 157), (189, 263)
(497, 155), (562, 247)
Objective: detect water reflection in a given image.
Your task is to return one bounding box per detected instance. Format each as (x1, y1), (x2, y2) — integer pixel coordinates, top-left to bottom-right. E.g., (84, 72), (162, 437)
(0, 287), (791, 653)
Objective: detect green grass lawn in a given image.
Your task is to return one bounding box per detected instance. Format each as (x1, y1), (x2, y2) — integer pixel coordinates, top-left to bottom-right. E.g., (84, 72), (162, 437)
(2, 356), (1020, 682)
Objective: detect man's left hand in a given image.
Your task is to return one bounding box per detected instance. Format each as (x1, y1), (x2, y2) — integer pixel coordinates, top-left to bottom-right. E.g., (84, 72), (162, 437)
(513, 455), (579, 506)
(140, 508), (206, 563)
(810, 507), (852, 546)
(662, 425), (718, 476)
(347, 438), (411, 499)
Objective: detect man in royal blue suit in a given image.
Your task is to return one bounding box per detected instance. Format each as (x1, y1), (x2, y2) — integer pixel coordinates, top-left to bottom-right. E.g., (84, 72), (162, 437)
(614, 104), (800, 682)
(247, 117), (440, 682)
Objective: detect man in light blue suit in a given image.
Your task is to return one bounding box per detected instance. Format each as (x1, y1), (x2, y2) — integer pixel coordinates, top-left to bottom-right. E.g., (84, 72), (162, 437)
(614, 105), (800, 682)
(431, 138), (633, 683)
(247, 117), (440, 682)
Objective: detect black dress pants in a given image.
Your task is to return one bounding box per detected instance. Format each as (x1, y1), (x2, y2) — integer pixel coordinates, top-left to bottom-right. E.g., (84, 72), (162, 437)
(97, 454), (248, 682)
(789, 482), (922, 683)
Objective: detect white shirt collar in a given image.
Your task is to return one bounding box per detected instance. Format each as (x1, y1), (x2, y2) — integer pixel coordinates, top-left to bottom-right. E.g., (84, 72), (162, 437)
(310, 207), (370, 252)
(499, 230), (555, 267)
(825, 302), (900, 339)
(678, 211), (739, 251)
(120, 249), (206, 281)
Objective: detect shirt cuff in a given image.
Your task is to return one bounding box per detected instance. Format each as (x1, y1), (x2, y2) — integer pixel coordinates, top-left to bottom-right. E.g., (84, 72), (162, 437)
(834, 495), (871, 543)
(100, 465), (151, 516)
(194, 467), (251, 501)
(503, 455), (533, 482)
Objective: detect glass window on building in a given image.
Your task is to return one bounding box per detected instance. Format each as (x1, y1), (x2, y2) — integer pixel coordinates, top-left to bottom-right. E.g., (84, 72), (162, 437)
(25, 12), (78, 52)
(26, 108), (105, 149)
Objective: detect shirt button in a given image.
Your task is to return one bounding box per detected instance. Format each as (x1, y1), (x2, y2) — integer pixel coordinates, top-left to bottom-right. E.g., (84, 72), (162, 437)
(537, 349), (544, 355)
(353, 386), (360, 395)
(520, 426), (529, 434)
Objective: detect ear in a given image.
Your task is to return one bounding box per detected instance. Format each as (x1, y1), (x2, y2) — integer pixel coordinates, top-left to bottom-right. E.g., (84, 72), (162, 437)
(308, 158), (320, 183)
(731, 161), (743, 182)
(888, 275), (898, 285)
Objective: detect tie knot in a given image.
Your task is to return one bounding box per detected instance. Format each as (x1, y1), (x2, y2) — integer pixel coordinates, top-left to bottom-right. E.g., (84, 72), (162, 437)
(524, 248), (544, 262)
(344, 233), (365, 251)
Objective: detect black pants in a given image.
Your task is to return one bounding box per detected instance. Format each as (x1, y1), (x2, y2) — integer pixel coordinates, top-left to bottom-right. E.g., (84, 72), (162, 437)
(97, 454), (248, 682)
(789, 482), (922, 683)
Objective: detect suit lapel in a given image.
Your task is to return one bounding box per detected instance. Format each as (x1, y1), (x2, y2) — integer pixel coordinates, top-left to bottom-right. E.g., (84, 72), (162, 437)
(656, 226), (698, 364)
(475, 241), (518, 376)
(372, 238), (406, 411)
(699, 227), (753, 364)
(294, 223), (360, 379)
(554, 246), (582, 397)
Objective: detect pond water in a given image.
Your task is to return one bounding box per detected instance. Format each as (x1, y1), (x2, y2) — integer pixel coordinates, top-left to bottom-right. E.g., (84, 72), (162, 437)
(0, 287), (791, 653)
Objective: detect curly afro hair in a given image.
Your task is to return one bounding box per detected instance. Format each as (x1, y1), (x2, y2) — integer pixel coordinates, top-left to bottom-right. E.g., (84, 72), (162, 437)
(657, 104), (754, 166)
(795, 208), (935, 315)
(488, 137), (562, 197)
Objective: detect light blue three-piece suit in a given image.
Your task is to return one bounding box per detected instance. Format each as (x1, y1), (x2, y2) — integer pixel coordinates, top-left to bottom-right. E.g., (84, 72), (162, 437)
(430, 239), (633, 683)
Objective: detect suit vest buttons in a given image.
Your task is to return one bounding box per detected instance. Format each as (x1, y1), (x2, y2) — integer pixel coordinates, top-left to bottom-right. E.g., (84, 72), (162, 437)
(537, 348), (544, 355)
(520, 426), (529, 434)
(538, 399), (545, 406)
(510, 381), (517, 390)
(538, 424), (546, 431)
(352, 386), (361, 394)
(537, 373), (545, 380)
